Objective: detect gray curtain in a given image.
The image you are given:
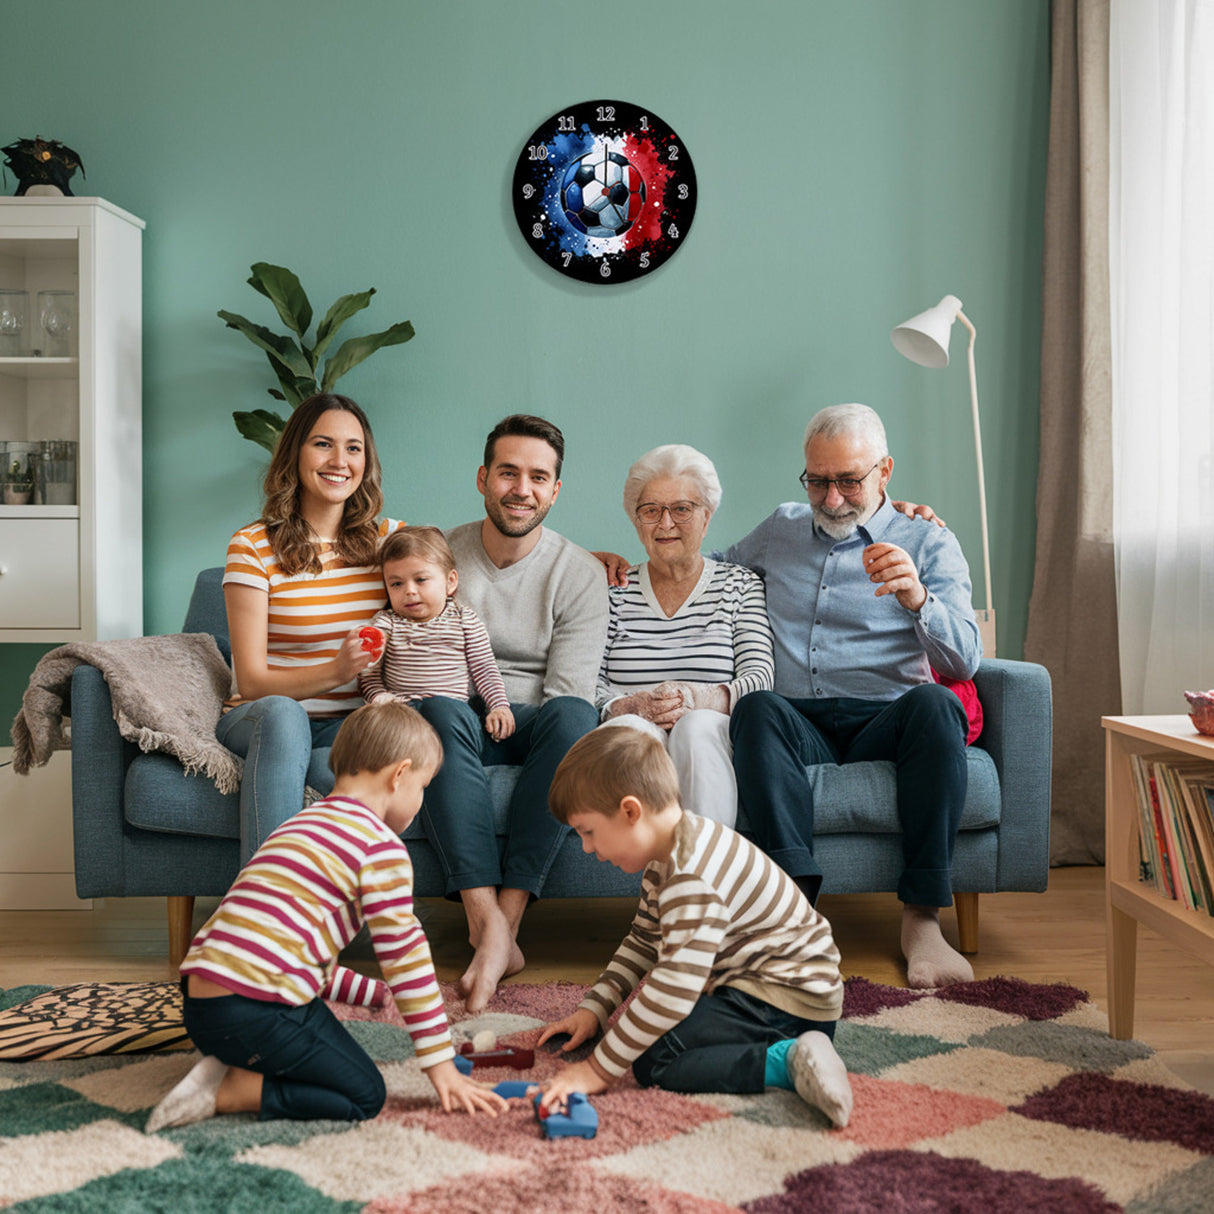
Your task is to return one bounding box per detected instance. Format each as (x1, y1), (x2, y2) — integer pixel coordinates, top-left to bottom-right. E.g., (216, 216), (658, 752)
(1024, 0), (1119, 865)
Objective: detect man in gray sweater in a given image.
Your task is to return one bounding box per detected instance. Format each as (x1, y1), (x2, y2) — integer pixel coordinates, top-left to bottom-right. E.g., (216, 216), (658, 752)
(417, 415), (608, 1012)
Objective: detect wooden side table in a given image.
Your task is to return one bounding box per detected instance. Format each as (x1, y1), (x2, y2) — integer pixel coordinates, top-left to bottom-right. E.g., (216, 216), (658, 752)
(1103, 715), (1214, 1038)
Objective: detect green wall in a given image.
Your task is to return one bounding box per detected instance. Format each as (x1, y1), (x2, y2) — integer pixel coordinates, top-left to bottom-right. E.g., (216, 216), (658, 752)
(1, 0), (1048, 727)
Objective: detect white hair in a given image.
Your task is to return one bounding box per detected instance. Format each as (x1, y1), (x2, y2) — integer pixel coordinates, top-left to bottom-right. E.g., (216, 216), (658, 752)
(622, 444), (722, 518)
(803, 404), (888, 460)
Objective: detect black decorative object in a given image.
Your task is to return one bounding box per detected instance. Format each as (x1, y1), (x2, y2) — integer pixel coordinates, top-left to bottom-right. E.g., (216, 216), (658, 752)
(2, 137), (85, 196)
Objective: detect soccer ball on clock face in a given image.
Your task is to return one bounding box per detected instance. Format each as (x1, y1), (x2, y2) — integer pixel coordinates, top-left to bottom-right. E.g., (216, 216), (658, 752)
(561, 148), (646, 238)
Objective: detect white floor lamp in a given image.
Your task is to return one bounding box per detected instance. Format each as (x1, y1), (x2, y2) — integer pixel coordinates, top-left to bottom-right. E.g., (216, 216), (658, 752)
(890, 294), (996, 656)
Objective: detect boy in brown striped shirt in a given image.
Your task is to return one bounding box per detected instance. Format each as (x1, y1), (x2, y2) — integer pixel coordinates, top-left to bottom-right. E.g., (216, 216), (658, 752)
(538, 726), (853, 1128)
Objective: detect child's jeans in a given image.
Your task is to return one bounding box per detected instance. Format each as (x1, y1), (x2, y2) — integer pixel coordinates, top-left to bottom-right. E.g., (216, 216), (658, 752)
(632, 985), (837, 1094)
(182, 984), (386, 1121)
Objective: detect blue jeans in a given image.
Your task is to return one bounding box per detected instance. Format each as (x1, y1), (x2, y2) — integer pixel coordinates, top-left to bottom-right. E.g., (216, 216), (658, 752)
(182, 986), (385, 1121)
(730, 684), (968, 907)
(415, 695), (597, 896)
(632, 985), (836, 1094)
(215, 697), (344, 864)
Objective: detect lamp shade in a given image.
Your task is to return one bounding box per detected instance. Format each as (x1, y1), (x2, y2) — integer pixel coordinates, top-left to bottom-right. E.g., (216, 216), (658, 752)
(890, 294), (963, 368)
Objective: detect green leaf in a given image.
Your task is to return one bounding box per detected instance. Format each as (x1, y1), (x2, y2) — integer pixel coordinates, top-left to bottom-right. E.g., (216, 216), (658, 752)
(247, 263), (313, 339)
(233, 408), (286, 452)
(320, 320), (415, 391)
(313, 289), (375, 360)
(218, 310), (313, 379)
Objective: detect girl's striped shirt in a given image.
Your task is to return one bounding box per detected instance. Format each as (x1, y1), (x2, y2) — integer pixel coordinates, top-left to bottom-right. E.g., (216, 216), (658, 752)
(223, 518), (402, 716)
(180, 795), (454, 1069)
(358, 600), (510, 708)
(580, 812), (844, 1080)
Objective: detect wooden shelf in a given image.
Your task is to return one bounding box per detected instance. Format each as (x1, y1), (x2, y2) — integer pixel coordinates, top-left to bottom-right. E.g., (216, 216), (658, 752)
(1103, 715), (1214, 1038)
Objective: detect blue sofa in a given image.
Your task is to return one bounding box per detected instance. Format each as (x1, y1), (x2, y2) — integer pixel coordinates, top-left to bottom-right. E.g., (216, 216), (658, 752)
(70, 568), (1052, 965)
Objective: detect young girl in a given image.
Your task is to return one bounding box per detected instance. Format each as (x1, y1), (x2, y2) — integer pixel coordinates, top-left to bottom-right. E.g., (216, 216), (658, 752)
(359, 526), (515, 741)
(147, 701), (505, 1131)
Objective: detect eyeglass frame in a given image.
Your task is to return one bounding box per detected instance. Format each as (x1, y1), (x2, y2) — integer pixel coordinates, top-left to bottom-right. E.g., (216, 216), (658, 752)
(798, 461), (882, 497)
(634, 499), (706, 525)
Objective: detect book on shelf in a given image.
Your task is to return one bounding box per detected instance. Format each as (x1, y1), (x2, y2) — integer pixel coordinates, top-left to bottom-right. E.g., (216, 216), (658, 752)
(1128, 752), (1214, 916)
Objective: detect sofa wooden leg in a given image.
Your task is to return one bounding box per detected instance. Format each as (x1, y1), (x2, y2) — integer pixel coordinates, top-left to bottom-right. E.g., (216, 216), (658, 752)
(167, 896), (195, 968)
(954, 891), (979, 954)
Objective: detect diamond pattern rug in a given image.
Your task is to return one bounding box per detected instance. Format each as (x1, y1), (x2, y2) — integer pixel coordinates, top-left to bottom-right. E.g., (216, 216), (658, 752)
(2, 976), (1212, 1212)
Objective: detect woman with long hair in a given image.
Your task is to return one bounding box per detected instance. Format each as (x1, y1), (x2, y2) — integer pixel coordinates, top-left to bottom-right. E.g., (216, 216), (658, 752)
(216, 392), (402, 861)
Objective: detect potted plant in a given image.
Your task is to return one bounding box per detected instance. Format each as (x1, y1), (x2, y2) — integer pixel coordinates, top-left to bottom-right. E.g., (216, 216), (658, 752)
(4, 456), (33, 504)
(220, 263), (415, 452)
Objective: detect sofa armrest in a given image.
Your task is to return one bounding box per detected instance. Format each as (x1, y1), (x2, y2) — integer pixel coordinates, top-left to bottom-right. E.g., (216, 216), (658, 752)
(973, 657), (1053, 889)
(70, 664), (138, 898)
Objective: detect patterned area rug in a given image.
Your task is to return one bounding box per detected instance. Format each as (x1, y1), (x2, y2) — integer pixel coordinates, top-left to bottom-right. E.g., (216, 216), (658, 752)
(2, 976), (1213, 1212)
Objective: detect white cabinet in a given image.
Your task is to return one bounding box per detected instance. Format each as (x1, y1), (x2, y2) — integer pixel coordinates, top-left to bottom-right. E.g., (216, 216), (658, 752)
(0, 197), (143, 642)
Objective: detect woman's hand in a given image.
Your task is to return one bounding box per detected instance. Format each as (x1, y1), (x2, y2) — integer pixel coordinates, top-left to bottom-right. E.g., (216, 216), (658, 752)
(654, 681), (730, 715)
(426, 1059), (507, 1115)
(537, 1006), (600, 1053)
(592, 551), (632, 588)
(605, 688), (686, 730)
(334, 625), (383, 684)
(485, 706), (516, 741)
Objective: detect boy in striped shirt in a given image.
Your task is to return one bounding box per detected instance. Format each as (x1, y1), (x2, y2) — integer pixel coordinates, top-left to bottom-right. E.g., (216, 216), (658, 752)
(146, 702), (505, 1132)
(538, 726), (853, 1128)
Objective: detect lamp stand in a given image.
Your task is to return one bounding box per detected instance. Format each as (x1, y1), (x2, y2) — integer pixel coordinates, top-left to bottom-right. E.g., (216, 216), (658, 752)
(957, 309), (996, 656)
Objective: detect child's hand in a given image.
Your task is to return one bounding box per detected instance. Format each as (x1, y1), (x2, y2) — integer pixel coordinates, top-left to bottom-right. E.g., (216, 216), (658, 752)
(426, 1059), (507, 1116)
(485, 706), (515, 740)
(538, 1060), (609, 1114)
(369, 692), (397, 705)
(537, 1007), (599, 1053)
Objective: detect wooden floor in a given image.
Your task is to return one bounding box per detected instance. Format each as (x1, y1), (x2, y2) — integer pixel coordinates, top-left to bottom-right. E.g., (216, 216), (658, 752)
(2, 866), (1212, 1093)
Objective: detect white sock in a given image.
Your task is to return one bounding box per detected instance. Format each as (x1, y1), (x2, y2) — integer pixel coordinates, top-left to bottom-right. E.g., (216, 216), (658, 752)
(787, 1030), (853, 1128)
(901, 904), (974, 989)
(146, 1055), (228, 1133)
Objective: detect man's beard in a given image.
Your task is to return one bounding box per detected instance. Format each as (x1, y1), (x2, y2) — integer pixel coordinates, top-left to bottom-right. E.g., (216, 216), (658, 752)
(485, 495), (550, 538)
(813, 506), (860, 540)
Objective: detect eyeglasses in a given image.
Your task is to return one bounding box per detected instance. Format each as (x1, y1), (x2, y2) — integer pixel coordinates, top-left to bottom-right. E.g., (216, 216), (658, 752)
(799, 462), (881, 496)
(635, 500), (704, 525)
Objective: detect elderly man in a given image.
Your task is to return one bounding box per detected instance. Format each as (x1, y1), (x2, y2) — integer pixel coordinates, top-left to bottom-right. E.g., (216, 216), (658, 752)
(725, 404), (981, 988)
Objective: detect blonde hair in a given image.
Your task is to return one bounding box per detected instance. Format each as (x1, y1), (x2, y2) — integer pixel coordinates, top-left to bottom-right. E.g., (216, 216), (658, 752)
(328, 701), (443, 778)
(261, 393), (384, 577)
(379, 525), (456, 579)
(548, 727), (680, 824)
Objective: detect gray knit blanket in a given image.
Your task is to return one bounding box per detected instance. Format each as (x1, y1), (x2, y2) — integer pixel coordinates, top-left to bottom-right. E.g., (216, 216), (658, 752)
(11, 633), (241, 794)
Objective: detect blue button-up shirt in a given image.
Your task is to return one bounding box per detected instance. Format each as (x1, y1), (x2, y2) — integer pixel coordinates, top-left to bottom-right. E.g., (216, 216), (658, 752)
(721, 495), (981, 701)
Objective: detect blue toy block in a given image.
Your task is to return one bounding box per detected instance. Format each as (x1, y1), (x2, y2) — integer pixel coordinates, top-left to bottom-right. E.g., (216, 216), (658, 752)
(493, 1080), (538, 1099)
(533, 1091), (598, 1139)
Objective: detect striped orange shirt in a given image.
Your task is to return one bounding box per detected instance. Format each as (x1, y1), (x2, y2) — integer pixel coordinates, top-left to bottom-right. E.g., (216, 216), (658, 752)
(223, 518), (402, 716)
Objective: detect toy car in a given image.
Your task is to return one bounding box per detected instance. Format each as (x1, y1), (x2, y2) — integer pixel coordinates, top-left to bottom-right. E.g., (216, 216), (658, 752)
(534, 1091), (597, 1139)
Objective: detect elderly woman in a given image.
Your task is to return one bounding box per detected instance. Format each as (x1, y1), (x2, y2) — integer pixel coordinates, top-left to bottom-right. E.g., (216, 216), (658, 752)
(597, 444), (775, 825)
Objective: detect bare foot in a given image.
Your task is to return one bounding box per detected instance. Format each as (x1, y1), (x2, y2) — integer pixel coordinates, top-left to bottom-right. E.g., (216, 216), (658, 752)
(459, 912), (525, 1013)
(901, 903), (974, 989)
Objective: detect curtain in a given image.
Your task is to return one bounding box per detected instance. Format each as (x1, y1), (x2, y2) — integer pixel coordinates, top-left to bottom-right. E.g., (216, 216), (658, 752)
(1025, 0), (1120, 864)
(1109, 0), (1214, 714)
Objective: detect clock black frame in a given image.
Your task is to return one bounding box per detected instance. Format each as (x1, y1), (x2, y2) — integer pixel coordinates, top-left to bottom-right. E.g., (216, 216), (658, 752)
(512, 100), (697, 285)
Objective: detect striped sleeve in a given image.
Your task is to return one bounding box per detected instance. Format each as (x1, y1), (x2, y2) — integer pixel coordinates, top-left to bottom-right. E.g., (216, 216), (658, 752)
(461, 607), (510, 710)
(588, 875), (728, 1079)
(321, 965), (389, 1008)
(723, 565), (776, 704)
(360, 839), (455, 1068)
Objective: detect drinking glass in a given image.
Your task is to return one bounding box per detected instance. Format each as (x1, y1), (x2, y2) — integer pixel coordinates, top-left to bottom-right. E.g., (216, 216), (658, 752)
(37, 290), (75, 357)
(0, 290), (29, 356)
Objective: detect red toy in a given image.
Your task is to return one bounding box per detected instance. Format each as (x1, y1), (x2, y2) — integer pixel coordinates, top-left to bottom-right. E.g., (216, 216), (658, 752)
(457, 1042), (535, 1070)
(359, 626), (384, 654)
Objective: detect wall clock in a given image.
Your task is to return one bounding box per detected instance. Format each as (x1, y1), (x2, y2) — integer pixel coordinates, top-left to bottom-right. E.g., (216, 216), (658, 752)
(512, 100), (696, 285)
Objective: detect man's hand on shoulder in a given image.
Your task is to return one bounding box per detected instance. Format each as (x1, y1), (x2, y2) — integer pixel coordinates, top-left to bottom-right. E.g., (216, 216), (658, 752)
(863, 542), (928, 612)
(890, 499), (946, 528)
